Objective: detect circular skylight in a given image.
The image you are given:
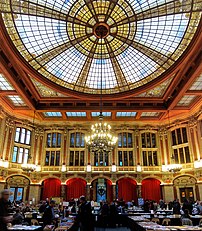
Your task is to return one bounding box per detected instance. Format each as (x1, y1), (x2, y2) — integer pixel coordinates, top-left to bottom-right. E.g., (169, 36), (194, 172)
(1, 0), (201, 94)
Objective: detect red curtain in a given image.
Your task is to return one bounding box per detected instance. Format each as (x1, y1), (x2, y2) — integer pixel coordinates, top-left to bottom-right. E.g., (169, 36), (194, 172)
(66, 178), (86, 200)
(42, 178), (61, 200)
(118, 178), (137, 202)
(142, 178), (161, 202)
(107, 180), (113, 202)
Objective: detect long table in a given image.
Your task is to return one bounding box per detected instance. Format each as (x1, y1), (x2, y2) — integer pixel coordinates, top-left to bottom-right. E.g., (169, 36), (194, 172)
(128, 217), (202, 231)
(8, 225), (42, 231)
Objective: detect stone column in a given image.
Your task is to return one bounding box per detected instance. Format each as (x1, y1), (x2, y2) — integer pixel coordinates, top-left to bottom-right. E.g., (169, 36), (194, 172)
(161, 185), (174, 203)
(86, 184), (91, 201)
(61, 184), (66, 200)
(29, 185), (41, 204)
(112, 183), (116, 200)
(136, 184), (142, 198)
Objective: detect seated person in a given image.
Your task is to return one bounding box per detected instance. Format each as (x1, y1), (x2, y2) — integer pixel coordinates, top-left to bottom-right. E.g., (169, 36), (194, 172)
(12, 208), (24, 225)
(181, 209), (193, 226)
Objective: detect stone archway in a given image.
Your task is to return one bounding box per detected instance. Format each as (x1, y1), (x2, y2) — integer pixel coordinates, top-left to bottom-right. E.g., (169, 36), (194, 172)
(173, 175), (197, 202)
(6, 175), (30, 202)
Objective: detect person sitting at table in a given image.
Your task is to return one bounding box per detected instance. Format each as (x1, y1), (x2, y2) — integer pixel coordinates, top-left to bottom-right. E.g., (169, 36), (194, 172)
(173, 199), (181, 214)
(12, 208), (24, 225)
(39, 201), (47, 213)
(42, 200), (56, 227)
(197, 201), (202, 214)
(181, 209), (193, 226)
(0, 189), (13, 231)
(182, 198), (193, 215)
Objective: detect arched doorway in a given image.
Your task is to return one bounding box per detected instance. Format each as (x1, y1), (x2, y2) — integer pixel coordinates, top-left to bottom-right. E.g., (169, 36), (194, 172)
(66, 178), (86, 201)
(173, 175), (197, 203)
(141, 178), (161, 202)
(117, 177), (137, 202)
(42, 178), (61, 200)
(6, 175), (30, 202)
(90, 178), (112, 202)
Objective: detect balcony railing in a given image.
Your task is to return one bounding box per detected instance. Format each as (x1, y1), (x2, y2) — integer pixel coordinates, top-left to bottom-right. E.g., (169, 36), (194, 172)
(2, 162), (196, 173)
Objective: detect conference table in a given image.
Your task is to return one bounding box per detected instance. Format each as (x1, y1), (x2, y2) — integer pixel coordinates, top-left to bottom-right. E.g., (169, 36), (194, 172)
(135, 221), (202, 231)
(8, 225), (42, 231)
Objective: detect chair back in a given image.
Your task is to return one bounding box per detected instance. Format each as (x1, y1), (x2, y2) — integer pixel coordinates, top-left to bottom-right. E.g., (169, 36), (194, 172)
(181, 218), (193, 226)
(31, 219), (39, 226)
(162, 218), (171, 226)
(55, 227), (68, 231)
(151, 217), (160, 224)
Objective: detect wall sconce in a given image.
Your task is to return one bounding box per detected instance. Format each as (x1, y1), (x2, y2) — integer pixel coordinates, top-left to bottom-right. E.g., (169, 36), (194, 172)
(36, 165), (41, 172)
(0, 159), (9, 168)
(194, 160), (202, 169)
(61, 163), (66, 172)
(137, 164), (142, 172)
(111, 164), (117, 172)
(86, 164), (92, 172)
(162, 165), (168, 172)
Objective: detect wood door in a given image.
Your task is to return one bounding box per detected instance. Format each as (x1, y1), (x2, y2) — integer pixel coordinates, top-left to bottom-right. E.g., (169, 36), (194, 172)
(180, 187), (194, 202)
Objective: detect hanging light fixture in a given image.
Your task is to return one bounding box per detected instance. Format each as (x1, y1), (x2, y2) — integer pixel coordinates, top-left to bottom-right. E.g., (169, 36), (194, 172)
(85, 25), (118, 153)
(167, 154), (182, 173)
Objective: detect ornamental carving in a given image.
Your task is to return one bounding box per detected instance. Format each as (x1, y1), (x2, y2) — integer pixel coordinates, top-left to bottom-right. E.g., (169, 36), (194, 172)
(35, 127), (44, 138)
(5, 118), (15, 131)
(188, 117), (197, 128)
(173, 175), (196, 186)
(6, 175), (30, 186)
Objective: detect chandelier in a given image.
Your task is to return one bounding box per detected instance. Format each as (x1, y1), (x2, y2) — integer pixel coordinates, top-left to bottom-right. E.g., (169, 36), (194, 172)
(21, 163), (36, 173)
(85, 25), (118, 152)
(85, 114), (118, 152)
(167, 155), (182, 173)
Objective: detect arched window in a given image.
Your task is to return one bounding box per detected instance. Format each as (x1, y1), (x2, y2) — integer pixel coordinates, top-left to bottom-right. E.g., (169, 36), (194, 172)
(94, 150), (109, 166)
(69, 132), (85, 166)
(45, 132), (62, 166)
(171, 127), (191, 164)
(117, 132), (134, 166)
(12, 127), (32, 164)
(141, 132), (158, 166)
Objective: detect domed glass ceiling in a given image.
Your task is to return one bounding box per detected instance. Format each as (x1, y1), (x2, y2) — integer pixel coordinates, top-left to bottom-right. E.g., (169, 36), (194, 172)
(1, 0), (202, 94)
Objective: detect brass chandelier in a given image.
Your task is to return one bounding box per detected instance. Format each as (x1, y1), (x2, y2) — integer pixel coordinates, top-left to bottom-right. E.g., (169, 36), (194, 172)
(85, 25), (118, 152)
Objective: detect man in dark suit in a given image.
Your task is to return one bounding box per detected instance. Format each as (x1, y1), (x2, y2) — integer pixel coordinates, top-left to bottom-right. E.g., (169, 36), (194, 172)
(42, 200), (56, 226)
(77, 196), (94, 231)
(0, 189), (13, 231)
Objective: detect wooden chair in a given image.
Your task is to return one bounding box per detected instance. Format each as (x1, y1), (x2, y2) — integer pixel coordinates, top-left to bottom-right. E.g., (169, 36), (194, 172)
(151, 217), (160, 224)
(31, 219), (39, 226)
(162, 218), (171, 226)
(181, 218), (193, 226)
(55, 227), (68, 231)
(199, 218), (202, 226)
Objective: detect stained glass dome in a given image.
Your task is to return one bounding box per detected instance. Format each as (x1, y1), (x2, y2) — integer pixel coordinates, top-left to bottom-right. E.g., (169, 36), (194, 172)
(1, 0), (202, 94)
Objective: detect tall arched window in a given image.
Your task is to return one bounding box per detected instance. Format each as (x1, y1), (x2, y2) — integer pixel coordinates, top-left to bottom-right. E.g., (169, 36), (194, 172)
(12, 127), (32, 164)
(171, 127), (191, 164)
(45, 132), (61, 166)
(117, 132), (134, 166)
(69, 132), (85, 166)
(141, 132), (158, 166)
(94, 150), (109, 166)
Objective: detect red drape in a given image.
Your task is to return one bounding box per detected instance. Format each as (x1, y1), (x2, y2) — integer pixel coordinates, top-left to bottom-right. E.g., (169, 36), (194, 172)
(66, 178), (86, 200)
(107, 180), (113, 202)
(42, 178), (61, 200)
(118, 178), (137, 202)
(142, 178), (161, 202)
